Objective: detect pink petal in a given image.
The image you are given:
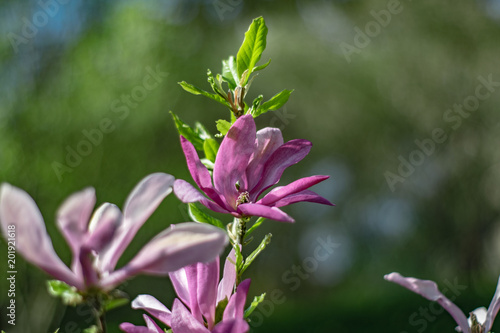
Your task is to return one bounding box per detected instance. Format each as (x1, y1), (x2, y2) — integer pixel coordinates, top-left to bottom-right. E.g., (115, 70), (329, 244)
(119, 315), (163, 333)
(174, 179), (230, 214)
(484, 275), (500, 331)
(237, 203), (294, 223)
(213, 115), (256, 209)
(271, 190), (333, 208)
(180, 137), (229, 209)
(384, 273), (470, 333)
(56, 187), (96, 272)
(250, 139), (312, 200)
(85, 203), (122, 252)
(212, 319), (250, 333)
(102, 223), (228, 289)
(143, 314), (165, 332)
(246, 127), (284, 192)
(197, 258), (220, 329)
(98, 173), (174, 273)
(131, 295), (172, 327)
(0, 184), (82, 289)
(119, 323), (152, 333)
(224, 279), (251, 321)
(171, 299), (210, 333)
(258, 175), (331, 206)
(217, 249), (237, 304)
(174, 179), (207, 203)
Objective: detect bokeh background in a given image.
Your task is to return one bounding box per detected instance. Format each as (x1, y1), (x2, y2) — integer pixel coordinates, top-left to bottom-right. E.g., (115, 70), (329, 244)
(2, 0), (500, 332)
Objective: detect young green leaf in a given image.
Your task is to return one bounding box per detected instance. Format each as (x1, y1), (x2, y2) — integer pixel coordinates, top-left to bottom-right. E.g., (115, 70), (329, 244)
(83, 326), (99, 333)
(240, 234), (272, 275)
(47, 280), (83, 306)
(222, 56), (238, 89)
(236, 17), (268, 85)
(103, 297), (130, 312)
(203, 138), (219, 163)
(253, 58), (271, 72)
(170, 111), (204, 151)
(253, 89), (293, 117)
(195, 121), (213, 140)
(216, 119), (232, 136)
(244, 293), (266, 318)
(178, 81), (229, 106)
(245, 217), (265, 238)
(188, 203), (225, 229)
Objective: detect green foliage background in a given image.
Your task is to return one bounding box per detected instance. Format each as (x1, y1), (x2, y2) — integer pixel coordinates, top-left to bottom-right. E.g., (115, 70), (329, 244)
(1, 0), (500, 332)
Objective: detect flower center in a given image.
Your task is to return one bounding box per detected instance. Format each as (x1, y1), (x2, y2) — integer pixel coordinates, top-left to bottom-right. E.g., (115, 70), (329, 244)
(236, 191), (250, 206)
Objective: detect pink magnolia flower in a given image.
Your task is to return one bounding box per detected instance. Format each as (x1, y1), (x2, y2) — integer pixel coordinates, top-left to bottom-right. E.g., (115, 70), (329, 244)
(0, 173), (228, 291)
(385, 272), (500, 333)
(174, 114), (333, 223)
(121, 250), (250, 333)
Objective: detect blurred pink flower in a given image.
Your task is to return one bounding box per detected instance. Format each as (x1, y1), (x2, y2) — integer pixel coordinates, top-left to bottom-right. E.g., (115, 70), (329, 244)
(0, 173), (228, 291)
(174, 114), (333, 223)
(121, 250), (250, 333)
(385, 272), (500, 333)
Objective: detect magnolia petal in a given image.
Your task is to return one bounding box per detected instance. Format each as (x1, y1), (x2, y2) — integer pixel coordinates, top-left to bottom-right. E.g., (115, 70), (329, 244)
(384, 273), (470, 333)
(213, 115), (256, 209)
(119, 323), (153, 333)
(56, 187), (96, 259)
(85, 203), (122, 252)
(237, 203), (294, 223)
(180, 137), (228, 209)
(98, 173), (174, 273)
(143, 314), (164, 332)
(217, 249), (237, 304)
(102, 223), (228, 289)
(224, 279), (251, 321)
(0, 184), (82, 289)
(246, 127), (284, 192)
(212, 319), (250, 333)
(174, 179), (230, 214)
(181, 136), (215, 191)
(119, 315), (164, 333)
(251, 139), (312, 199)
(174, 179), (207, 203)
(484, 275), (500, 331)
(131, 294), (172, 327)
(197, 258), (220, 329)
(271, 190), (333, 208)
(171, 299), (210, 333)
(169, 267), (191, 312)
(258, 175), (331, 206)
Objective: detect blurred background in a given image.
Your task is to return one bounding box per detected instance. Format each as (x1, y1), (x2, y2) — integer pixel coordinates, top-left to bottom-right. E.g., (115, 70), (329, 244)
(1, 0), (500, 332)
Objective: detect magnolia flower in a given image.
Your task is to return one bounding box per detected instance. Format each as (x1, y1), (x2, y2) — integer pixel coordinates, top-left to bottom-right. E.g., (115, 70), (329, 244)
(174, 114), (333, 223)
(121, 250), (250, 333)
(0, 173), (228, 291)
(385, 272), (500, 333)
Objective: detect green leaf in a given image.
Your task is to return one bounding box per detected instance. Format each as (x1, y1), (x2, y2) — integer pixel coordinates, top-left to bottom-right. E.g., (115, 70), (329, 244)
(188, 203), (225, 229)
(47, 280), (83, 306)
(178, 81), (229, 106)
(103, 297), (129, 312)
(216, 119), (232, 136)
(222, 56), (238, 89)
(244, 293), (266, 318)
(215, 297), (229, 324)
(245, 217), (265, 238)
(207, 69), (226, 98)
(240, 234), (272, 274)
(253, 89), (293, 117)
(253, 58), (271, 72)
(203, 138), (219, 163)
(194, 121), (213, 140)
(83, 326), (98, 333)
(170, 111), (204, 151)
(250, 95), (263, 114)
(236, 17), (268, 85)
